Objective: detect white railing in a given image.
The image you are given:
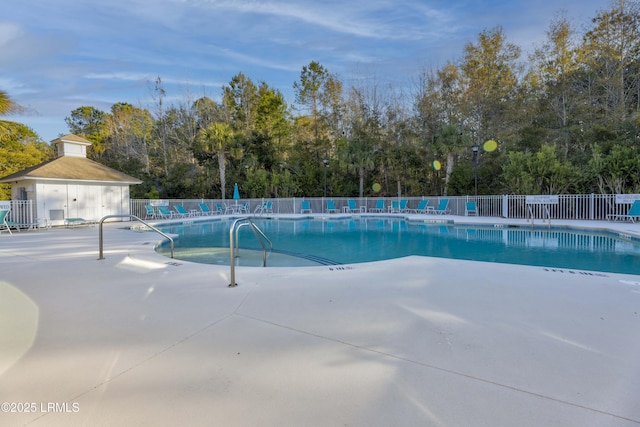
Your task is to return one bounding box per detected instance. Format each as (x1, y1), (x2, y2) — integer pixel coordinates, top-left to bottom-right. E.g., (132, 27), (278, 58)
(4, 194), (636, 231)
(130, 194), (640, 221)
(2, 200), (37, 228)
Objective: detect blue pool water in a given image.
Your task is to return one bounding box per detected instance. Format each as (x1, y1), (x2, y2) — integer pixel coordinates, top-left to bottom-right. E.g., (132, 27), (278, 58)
(156, 217), (640, 274)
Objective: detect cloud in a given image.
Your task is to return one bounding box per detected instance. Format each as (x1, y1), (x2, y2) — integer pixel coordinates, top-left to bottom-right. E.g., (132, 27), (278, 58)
(186, 0), (455, 41)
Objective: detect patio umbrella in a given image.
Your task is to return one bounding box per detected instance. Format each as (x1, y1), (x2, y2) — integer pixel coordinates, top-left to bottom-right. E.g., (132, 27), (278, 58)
(233, 183), (240, 203)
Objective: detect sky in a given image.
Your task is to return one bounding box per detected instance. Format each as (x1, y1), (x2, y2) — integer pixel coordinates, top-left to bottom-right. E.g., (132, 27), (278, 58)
(3, 0), (609, 142)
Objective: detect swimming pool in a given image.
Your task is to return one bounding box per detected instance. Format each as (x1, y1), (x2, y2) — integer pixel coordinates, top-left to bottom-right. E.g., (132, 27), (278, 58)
(156, 217), (640, 274)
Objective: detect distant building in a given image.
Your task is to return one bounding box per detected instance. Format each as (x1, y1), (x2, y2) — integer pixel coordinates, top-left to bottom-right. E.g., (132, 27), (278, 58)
(0, 134), (141, 226)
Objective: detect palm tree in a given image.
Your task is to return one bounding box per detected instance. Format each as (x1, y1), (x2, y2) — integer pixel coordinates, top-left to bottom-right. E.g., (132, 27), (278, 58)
(0, 90), (14, 115)
(0, 90), (24, 136)
(434, 124), (470, 195)
(198, 122), (236, 199)
(340, 138), (375, 198)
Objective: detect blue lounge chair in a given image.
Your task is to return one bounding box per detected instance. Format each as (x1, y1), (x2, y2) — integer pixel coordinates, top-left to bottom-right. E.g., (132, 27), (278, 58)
(326, 200), (338, 213)
(412, 199), (430, 214)
(433, 199), (450, 215)
(0, 209), (17, 235)
(238, 202), (249, 214)
(370, 199), (385, 213)
(157, 205), (175, 219)
(390, 199), (408, 213)
(215, 203), (225, 214)
(254, 201), (273, 214)
(607, 200), (640, 223)
(465, 201), (477, 216)
(301, 201), (312, 213)
(144, 205), (156, 219)
(347, 199), (359, 213)
(254, 201), (266, 214)
(174, 205), (189, 217)
(199, 203), (213, 216)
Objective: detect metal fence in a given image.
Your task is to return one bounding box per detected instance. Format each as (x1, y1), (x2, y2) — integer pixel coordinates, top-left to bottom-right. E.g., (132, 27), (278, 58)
(4, 195), (639, 230)
(130, 194), (640, 221)
(2, 200), (37, 228)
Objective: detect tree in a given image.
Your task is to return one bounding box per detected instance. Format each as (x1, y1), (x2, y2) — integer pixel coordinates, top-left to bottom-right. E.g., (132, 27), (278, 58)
(579, 0), (640, 122)
(105, 103), (154, 172)
(533, 15), (580, 124)
(65, 106), (109, 156)
(413, 64), (470, 194)
(0, 90), (27, 135)
(459, 26), (522, 145)
(0, 90), (21, 115)
(293, 61), (343, 157)
(251, 83), (291, 172)
(0, 122), (50, 199)
(223, 73), (259, 137)
(502, 145), (578, 194)
(339, 137), (375, 198)
(197, 122), (238, 199)
(588, 143), (640, 193)
(151, 76), (169, 175)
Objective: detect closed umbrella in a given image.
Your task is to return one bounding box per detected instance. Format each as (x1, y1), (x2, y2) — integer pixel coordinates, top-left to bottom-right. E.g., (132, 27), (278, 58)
(233, 183), (240, 211)
(233, 183), (240, 200)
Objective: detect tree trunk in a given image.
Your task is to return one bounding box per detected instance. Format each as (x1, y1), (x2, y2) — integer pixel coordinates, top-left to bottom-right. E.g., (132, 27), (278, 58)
(444, 152), (455, 196)
(218, 153), (226, 199)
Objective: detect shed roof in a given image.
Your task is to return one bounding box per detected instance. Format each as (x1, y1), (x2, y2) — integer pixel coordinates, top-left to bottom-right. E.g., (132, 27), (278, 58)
(50, 134), (93, 146)
(0, 156), (142, 184)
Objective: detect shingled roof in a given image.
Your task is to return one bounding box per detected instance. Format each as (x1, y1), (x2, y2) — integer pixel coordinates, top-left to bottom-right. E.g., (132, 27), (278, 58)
(0, 156), (142, 184)
(0, 134), (141, 184)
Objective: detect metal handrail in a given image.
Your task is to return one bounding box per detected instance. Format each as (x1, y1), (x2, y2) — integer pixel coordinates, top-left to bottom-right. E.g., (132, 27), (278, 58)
(229, 217), (272, 287)
(98, 214), (174, 260)
(528, 205), (551, 229)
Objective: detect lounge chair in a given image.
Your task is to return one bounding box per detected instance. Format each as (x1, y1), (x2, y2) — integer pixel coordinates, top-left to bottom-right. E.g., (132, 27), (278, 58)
(412, 199), (430, 214)
(433, 198), (450, 215)
(156, 205), (175, 219)
(215, 203), (225, 215)
(370, 199), (385, 213)
(174, 205), (190, 217)
(465, 201), (477, 216)
(254, 202), (266, 214)
(144, 205), (156, 219)
(238, 202), (249, 214)
(255, 201), (274, 214)
(326, 200), (338, 213)
(301, 201), (312, 213)
(607, 200), (640, 223)
(347, 199), (359, 213)
(199, 203), (213, 216)
(0, 209), (15, 235)
(389, 199), (408, 213)
(223, 203), (237, 214)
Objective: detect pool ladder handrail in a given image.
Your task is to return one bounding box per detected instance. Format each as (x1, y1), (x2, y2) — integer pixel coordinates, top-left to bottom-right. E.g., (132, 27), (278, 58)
(98, 214), (174, 260)
(528, 205), (551, 229)
(229, 217), (273, 287)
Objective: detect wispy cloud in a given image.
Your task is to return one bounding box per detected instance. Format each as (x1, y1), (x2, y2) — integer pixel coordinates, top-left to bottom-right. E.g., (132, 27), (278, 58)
(187, 0), (454, 41)
(4, 0), (612, 141)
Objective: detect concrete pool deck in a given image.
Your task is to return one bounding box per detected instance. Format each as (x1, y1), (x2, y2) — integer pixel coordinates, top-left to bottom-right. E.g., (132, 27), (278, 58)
(1, 215), (639, 426)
